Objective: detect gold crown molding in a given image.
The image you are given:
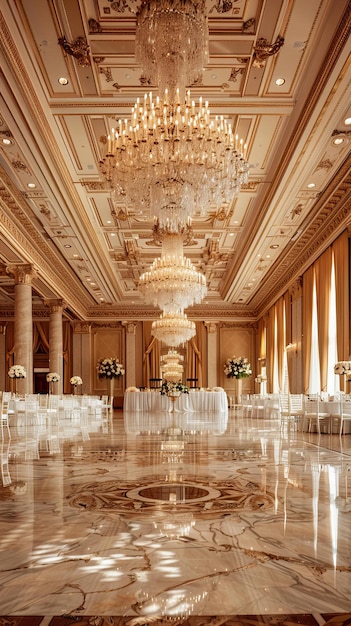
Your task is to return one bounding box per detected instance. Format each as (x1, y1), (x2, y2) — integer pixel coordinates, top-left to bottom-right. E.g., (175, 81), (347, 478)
(223, 9), (351, 298)
(0, 14), (118, 295)
(0, 171), (92, 317)
(72, 321), (91, 334)
(253, 165), (351, 316)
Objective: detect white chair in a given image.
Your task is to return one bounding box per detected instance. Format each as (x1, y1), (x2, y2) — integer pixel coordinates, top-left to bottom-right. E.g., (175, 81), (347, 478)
(303, 396), (330, 434)
(1, 398), (12, 486)
(333, 394), (351, 436)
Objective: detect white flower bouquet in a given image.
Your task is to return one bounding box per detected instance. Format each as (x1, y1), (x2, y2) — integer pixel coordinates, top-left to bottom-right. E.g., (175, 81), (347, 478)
(70, 376), (83, 386)
(46, 372), (60, 383)
(160, 380), (189, 396)
(8, 364), (26, 379)
(224, 356), (252, 379)
(97, 357), (125, 379)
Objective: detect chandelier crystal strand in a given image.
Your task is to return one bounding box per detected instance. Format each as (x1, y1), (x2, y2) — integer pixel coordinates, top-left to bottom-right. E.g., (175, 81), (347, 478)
(100, 89), (249, 227)
(151, 310), (196, 347)
(135, 0), (209, 102)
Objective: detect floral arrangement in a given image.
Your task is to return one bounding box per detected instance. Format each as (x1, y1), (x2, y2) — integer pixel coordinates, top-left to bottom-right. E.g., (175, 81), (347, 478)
(46, 372), (60, 383)
(212, 386), (223, 392)
(334, 361), (351, 375)
(160, 380), (189, 396)
(8, 364), (26, 379)
(70, 376), (83, 386)
(97, 357), (125, 379)
(126, 386), (140, 392)
(224, 356), (252, 379)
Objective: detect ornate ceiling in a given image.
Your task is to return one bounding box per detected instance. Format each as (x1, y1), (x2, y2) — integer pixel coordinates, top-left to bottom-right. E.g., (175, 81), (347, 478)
(0, 0), (350, 323)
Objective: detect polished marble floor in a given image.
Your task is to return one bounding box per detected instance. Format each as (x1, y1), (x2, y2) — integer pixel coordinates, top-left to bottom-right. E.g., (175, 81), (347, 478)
(1, 406), (351, 624)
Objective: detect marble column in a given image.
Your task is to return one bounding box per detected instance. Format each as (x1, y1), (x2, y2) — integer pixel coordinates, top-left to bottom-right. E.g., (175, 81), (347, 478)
(46, 299), (64, 395)
(7, 264), (36, 394)
(122, 322), (136, 388)
(205, 321), (218, 387)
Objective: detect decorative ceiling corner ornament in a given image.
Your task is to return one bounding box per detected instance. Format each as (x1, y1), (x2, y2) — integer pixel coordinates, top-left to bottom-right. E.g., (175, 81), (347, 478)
(228, 67), (244, 82)
(242, 18), (255, 33)
(58, 35), (91, 67)
(252, 35), (284, 68)
(88, 18), (102, 33)
(99, 66), (113, 82)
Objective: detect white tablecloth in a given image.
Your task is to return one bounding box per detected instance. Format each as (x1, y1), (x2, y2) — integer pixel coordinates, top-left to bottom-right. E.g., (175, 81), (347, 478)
(124, 390), (228, 413)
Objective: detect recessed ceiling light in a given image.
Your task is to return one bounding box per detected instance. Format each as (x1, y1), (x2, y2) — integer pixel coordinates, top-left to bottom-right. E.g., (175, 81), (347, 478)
(211, 73), (217, 80)
(111, 233), (116, 237)
(229, 232), (234, 236)
(27, 182), (36, 188)
(270, 244), (279, 249)
(2, 137), (13, 146)
(106, 220), (112, 224)
(73, 254), (79, 258)
(275, 77), (285, 86)
(307, 182), (316, 188)
(125, 73), (131, 79)
(344, 117), (351, 126)
(90, 282), (96, 285)
(64, 244), (71, 248)
(266, 254), (271, 258)
(58, 77), (69, 85)
(333, 136), (345, 145)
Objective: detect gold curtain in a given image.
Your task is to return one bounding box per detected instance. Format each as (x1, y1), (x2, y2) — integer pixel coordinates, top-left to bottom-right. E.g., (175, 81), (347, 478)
(33, 321), (50, 353)
(186, 323), (203, 387)
(266, 309), (275, 393)
(332, 232), (350, 382)
(315, 247), (332, 392)
(283, 290), (293, 391)
(63, 321), (71, 393)
(5, 322), (15, 389)
(303, 265), (314, 394)
(143, 322), (160, 385)
(275, 296), (285, 391)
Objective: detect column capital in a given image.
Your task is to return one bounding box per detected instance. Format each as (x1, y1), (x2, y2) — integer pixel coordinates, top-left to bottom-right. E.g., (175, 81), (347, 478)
(122, 321), (137, 335)
(45, 298), (65, 314)
(204, 321), (218, 333)
(72, 321), (91, 334)
(6, 263), (37, 285)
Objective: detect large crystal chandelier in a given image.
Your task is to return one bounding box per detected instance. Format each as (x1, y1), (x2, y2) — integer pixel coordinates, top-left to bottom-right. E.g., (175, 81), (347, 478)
(139, 232), (206, 311)
(100, 89), (249, 227)
(135, 0), (208, 101)
(152, 310), (196, 347)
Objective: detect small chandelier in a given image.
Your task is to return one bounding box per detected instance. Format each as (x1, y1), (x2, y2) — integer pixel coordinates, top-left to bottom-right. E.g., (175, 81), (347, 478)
(135, 0), (208, 101)
(139, 232), (206, 311)
(152, 310), (196, 347)
(161, 349), (184, 382)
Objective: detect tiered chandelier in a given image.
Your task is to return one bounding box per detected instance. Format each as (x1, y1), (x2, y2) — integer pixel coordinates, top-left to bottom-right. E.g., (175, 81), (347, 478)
(152, 311), (196, 347)
(161, 350), (184, 382)
(139, 232), (206, 311)
(100, 0), (249, 347)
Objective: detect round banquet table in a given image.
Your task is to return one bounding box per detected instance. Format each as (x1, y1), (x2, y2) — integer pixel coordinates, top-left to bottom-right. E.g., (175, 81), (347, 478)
(124, 389), (228, 413)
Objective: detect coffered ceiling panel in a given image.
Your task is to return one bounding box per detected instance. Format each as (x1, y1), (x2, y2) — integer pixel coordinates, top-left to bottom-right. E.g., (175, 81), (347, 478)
(0, 0), (350, 323)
